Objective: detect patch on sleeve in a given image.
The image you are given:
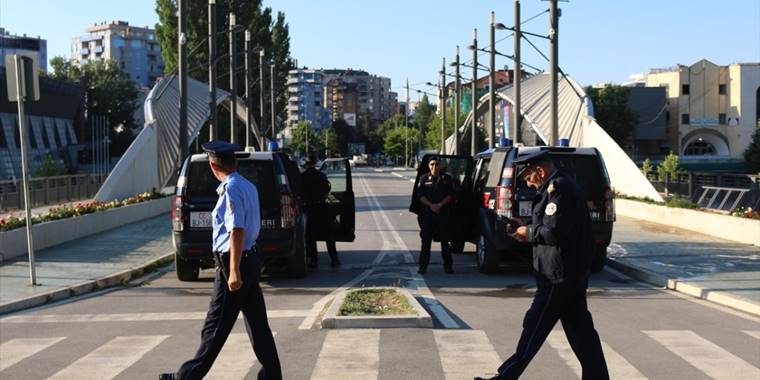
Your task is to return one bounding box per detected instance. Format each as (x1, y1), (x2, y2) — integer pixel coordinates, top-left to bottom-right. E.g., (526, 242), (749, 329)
(227, 198), (234, 215)
(545, 202), (557, 216)
(547, 182), (555, 194)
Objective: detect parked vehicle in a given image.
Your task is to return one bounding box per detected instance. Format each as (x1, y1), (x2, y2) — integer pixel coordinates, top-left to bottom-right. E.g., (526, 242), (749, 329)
(411, 146), (615, 273)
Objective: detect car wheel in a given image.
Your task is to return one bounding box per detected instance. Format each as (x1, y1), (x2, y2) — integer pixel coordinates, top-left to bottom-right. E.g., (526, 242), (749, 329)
(476, 234), (499, 273)
(590, 245), (607, 273)
(175, 253), (199, 281)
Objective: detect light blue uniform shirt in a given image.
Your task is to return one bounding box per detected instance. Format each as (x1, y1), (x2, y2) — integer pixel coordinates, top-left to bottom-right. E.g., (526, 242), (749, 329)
(212, 172), (261, 253)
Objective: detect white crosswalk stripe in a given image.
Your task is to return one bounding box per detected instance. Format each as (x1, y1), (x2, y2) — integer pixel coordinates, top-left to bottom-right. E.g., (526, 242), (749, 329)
(546, 330), (648, 379)
(644, 330), (760, 380)
(0, 310), (308, 323)
(743, 330), (760, 340)
(206, 332), (277, 380)
(0, 337), (65, 372)
(310, 329), (380, 380)
(434, 330), (502, 380)
(47, 335), (169, 380)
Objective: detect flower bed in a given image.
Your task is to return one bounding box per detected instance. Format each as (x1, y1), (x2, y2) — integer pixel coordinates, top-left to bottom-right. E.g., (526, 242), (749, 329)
(339, 288), (416, 316)
(1, 192), (163, 232)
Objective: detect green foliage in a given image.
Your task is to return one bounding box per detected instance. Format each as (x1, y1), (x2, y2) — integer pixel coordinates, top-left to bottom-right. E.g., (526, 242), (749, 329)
(323, 119), (354, 157)
(744, 128), (760, 174)
(338, 288), (415, 316)
(384, 127), (421, 161)
(155, 0), (293, 141)
(731, 206), (760, 219)
(665, 194), (697, 209)
(35, 155), (66, 177)
(289, 122), (323, 158)
(413, 95), (434, 135)
(584, 84), (639, 147)
(424, 108), (455, 151)
(657, 152), (680, 181)
(641, 158), (653, 175)
(48, 58), (140, 155)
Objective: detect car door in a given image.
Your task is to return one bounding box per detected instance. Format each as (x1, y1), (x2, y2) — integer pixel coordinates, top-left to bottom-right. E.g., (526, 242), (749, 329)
(318, 158), (355, 242)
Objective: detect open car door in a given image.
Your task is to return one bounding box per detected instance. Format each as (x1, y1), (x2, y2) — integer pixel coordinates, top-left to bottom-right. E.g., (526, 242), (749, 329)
(409, 154), (475, 246)
(318, 158), (355, 242)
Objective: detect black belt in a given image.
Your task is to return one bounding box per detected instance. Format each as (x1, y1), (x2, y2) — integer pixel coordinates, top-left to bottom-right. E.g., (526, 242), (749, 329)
(213, 248), (255, 280)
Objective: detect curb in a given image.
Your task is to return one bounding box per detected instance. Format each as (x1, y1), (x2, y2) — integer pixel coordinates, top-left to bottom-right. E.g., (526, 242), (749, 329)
(321, 287), (433, 329)
(0, 252), (174, 315)
(607, 257), (760, 317)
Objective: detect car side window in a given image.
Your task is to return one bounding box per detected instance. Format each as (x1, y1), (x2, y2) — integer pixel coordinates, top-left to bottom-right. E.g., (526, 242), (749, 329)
(321, 160), (347, 193)
(474, 157), (491, 192)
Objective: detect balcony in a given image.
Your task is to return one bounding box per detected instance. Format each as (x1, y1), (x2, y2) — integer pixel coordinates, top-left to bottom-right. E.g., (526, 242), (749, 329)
(287, 104), (299, 111)
(80, 48), (90, 56)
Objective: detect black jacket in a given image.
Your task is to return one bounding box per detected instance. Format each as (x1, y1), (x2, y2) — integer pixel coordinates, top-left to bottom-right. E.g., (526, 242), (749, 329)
(526, 171), (593, 284)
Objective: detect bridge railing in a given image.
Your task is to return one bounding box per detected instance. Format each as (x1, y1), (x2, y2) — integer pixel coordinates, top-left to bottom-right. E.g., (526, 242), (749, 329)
(0, 174), (107, 211)
(644, 171), (759, 212)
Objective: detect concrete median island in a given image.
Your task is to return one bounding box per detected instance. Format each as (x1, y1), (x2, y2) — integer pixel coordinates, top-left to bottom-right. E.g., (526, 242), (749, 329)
(321, 287), (433, 329)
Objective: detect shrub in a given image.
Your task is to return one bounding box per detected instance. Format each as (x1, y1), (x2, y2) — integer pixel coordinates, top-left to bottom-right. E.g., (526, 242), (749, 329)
(665, 194), (697, 209)
(731, 207), (760, 220)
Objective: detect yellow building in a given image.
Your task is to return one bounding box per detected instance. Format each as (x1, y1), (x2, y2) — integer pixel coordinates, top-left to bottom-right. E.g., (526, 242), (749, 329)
(645, 59), (760, 160)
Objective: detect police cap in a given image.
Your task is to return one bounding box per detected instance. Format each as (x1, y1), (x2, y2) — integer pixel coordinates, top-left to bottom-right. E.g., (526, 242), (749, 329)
(201, 140), (241, 158)
(514, 150), (552, 178)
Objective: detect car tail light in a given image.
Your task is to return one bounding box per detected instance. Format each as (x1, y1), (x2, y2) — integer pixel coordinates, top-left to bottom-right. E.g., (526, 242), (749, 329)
(172, 195), (184, 231)
(482, 193), (491, 208)
(495, 185), (513, 218)
(280, 193), (297, 228)
(604, 187), (615, 222)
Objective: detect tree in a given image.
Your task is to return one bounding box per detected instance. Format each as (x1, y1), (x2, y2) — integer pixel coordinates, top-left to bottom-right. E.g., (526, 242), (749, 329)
(413, 95), (434, 136)
(384, 127), (421, 162)
(424, 108), (455, 151)
(48, 57), (140, 155)
(584, 84), (639, 147)
(324, 119), (353, 156)
(744, 129), (760, 174)
(155, 0), (293, 143)
(35, 155), (66, 177)
(289, 122), (323, 158)
(641, 158), (653, 176)
(657, 152), (680, 181)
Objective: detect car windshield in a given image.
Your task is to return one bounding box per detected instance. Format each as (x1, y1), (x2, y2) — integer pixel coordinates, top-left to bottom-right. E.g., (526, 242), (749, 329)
(186, 160), (279, 207)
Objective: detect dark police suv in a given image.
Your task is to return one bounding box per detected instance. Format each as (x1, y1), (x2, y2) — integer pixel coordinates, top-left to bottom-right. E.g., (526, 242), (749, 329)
(172, 152), (354, 281)
(411, 145), (614, 274)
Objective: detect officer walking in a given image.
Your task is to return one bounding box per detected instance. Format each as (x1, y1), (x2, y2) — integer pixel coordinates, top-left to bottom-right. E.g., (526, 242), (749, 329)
(161, 141), (282, 380)
(301, 156), (340, 268)
(474, 150), (608, 380)
(416, 156), (454, 274)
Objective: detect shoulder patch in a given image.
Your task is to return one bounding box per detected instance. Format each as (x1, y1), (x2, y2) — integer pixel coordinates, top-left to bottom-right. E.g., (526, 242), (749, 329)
(227, 198), (234, 215)
(547, 182), (555, 194)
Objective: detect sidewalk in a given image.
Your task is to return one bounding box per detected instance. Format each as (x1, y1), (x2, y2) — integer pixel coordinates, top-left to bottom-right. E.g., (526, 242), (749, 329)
(0, 214), (172, 314)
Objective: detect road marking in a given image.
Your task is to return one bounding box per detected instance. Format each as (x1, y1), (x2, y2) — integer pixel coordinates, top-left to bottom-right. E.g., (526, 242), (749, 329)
(546, 330), (647, 379)
(0, 337), (65, 372)
(1, 310), (309, 323)
(48, 335), (168, 380)
(310, 329), (379, 380)
(434, 330), (501, 380)
(644, 330), (760, 380)
(363, 176), (414, 264)
(206, 332), (277, 379)
(743, 330), (760, 340)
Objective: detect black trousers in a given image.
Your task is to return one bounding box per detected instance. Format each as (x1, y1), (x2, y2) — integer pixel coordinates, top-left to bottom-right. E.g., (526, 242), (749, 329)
(418, 211), (452, 270)
(177, 254), (282, 380)
(497, 274), (609, 380)
(305, 205), (338, 263)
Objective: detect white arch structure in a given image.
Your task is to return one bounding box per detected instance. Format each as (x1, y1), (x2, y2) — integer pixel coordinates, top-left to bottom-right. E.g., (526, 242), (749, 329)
(448, 73), (663, 202)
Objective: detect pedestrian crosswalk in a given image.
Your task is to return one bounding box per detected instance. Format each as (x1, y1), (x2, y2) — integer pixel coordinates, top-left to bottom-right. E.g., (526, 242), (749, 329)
(0, 328), (758, 379)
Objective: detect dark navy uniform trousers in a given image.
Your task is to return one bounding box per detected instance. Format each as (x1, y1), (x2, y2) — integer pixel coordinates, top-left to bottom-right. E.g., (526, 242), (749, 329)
(497, 274), (609, 380)
(418, 209), (452, 270)
(177, 254), (282, 380)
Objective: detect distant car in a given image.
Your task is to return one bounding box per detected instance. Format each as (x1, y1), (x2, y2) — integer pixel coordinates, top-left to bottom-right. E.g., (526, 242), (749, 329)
(172, 152), (355, 281)
(349, 155), (367, 167)
(410, 146), (615, 273)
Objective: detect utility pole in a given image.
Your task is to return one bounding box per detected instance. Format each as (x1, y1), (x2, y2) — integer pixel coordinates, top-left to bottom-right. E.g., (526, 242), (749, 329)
(404, 78), (409, 167)
(229, 11), (238, 144)
(440, 58), (447, 154)
(549, 0), (559, 146)
(471, 28), (478, 156)
(270, 62), (276, 144)
(244, 30), (253, 148)
(178, 0), (188, 163)
(259, 49), (266, 149)
(454, 46), (461, 155)
(489, 11), (496, 148)
(513, 0), (522, 144)
(208, 0), (217, 141)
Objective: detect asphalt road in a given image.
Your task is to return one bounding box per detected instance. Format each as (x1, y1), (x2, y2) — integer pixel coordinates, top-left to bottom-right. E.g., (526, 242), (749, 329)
(1, 169), (758, 380)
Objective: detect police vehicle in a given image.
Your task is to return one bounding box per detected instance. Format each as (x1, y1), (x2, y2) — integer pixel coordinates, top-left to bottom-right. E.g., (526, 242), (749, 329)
(172, 151), (354, 281)
(411, 144), (615, 274)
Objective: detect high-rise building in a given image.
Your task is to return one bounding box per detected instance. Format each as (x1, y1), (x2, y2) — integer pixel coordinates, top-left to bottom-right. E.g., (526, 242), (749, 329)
(0, 28), (47, 71)
(286, 68), (329, 130)
(71, 21), (164, 88)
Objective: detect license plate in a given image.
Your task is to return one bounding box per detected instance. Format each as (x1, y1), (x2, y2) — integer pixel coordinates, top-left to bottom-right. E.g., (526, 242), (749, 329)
(519, 201), (532, 216)
(190, 212), (212, 228)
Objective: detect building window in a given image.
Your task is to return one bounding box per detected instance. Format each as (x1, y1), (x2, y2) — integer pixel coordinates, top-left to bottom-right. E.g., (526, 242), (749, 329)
(719, 84), (727, 95)
(719, 113), (727, 124)
(682, 84), (690, 95)
(681, 114), (690, 125)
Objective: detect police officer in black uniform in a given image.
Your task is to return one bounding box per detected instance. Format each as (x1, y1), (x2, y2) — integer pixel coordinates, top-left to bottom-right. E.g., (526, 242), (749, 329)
(474, 150), (608, 380)
(416, 156), (454, 274)
(301, 156), (340, 268)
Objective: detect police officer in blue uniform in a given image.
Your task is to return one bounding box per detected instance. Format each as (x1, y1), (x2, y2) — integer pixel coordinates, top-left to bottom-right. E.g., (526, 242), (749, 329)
(416, 156), (454, 274)
(474, 150), (608, 380)
(161, 141), (282, 380)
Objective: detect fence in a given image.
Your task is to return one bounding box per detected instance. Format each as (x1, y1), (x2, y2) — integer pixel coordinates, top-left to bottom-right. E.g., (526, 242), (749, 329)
(646, 171), (760, 212)
(0, 174), (107, 211)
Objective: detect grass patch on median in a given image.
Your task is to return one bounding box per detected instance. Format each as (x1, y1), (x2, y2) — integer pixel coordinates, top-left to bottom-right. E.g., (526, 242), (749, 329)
(338, 288), (416, 316)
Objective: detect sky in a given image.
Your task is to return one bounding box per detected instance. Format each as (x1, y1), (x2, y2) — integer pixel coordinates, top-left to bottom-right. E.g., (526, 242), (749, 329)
(2, 0), (759, 102)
